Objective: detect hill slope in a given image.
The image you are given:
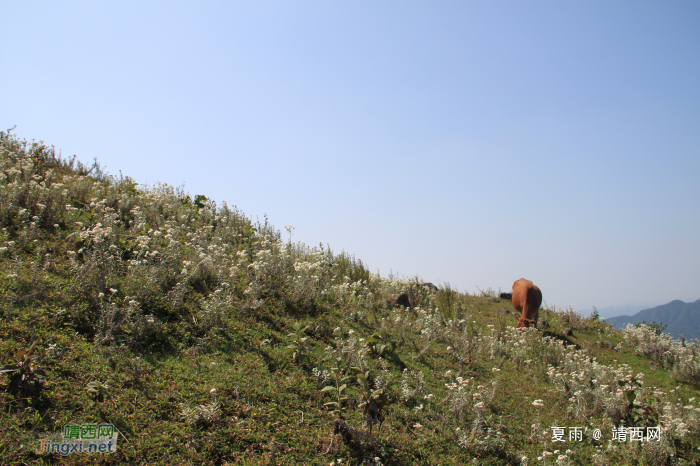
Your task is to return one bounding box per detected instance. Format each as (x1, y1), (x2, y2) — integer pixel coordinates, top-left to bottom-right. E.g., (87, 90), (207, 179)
(606, 299), (700, 339)
(1, 131), (699, 465)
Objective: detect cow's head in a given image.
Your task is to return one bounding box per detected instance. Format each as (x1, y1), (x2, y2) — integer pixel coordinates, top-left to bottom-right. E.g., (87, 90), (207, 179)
(517, 317), (536, 329)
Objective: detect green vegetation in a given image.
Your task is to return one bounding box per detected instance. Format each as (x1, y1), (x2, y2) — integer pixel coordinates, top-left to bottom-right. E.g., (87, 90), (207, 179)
(636, 321), (668, 337)
(1, 131), (700, 465)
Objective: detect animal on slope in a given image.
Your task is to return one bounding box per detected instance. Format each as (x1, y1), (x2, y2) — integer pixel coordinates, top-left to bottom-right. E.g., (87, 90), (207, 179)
(511, 278), (542, 329)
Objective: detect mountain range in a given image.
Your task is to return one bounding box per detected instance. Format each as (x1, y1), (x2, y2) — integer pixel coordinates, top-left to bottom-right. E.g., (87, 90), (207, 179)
(605, 299), (700, 340)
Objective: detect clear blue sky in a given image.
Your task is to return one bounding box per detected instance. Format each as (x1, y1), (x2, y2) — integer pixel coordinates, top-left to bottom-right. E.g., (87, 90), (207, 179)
(3, 1), (699, 316)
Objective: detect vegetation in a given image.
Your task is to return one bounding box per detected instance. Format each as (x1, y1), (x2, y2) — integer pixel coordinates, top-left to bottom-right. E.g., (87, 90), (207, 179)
(1, 130), (700, 465)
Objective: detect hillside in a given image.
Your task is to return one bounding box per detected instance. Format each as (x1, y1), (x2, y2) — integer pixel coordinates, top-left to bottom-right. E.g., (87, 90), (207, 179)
(1, 131), (700, 466)
(606, 300), (700, 340)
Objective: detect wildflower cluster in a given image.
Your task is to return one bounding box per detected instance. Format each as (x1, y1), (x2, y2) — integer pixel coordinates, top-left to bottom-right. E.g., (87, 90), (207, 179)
(623, 323), (700, 385)
(442, 374), (504, 453)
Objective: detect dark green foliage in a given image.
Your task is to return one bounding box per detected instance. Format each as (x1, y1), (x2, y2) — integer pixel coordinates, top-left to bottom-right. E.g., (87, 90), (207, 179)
(0, 338), (46, 396)
(367, 332), (404, 368)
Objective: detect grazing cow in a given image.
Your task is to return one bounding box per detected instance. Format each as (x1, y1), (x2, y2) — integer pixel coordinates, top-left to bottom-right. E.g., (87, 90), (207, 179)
(512, 278), (542, 328)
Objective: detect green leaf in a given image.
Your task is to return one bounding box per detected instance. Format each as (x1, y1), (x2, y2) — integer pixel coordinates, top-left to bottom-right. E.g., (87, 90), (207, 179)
(0, 365), (20, 374)
(320, 386), (336, 392)
(26, 338), (41, 358)
(338, 384), (347, 393)
(324, 402), (338, 407)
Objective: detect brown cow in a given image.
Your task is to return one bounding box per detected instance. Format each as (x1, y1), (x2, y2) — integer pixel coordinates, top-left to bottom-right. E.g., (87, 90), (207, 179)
(512, 278), (542, 328)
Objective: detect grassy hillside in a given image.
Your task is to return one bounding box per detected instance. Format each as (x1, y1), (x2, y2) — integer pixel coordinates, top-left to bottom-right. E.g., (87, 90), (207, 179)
(1, 131), (700, 466)
(606, 300), (700, 340)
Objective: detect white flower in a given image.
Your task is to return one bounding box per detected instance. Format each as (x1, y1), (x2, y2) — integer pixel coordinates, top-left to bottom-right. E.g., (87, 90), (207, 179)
(492, 367), (501, 372)
(532, 399), (544, 407)
(110, 288), (118, 294)
(413, 423), (423, 428)
(210, 388), (217, 395)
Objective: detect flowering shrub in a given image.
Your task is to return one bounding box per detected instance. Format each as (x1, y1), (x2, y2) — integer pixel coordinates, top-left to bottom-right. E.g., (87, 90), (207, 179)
(557, 306), (588, 331)
(442, 375), (504, 453)
(623, 323), (700, 386)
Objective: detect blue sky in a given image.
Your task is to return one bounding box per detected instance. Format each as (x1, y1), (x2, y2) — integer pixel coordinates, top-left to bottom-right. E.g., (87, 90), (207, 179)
(3, 1), (699, 317)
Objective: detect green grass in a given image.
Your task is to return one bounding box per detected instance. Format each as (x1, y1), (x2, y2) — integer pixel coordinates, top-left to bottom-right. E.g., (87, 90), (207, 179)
(1, 131), (699, 465)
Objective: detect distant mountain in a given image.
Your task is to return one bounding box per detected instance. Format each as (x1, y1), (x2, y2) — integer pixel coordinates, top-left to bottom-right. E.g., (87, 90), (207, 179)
(605, 299), (700, 340)
(593, 303), (657, 320)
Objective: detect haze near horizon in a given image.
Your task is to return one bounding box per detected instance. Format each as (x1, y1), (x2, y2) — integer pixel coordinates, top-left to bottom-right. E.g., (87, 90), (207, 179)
(2, 1), (698, 315)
